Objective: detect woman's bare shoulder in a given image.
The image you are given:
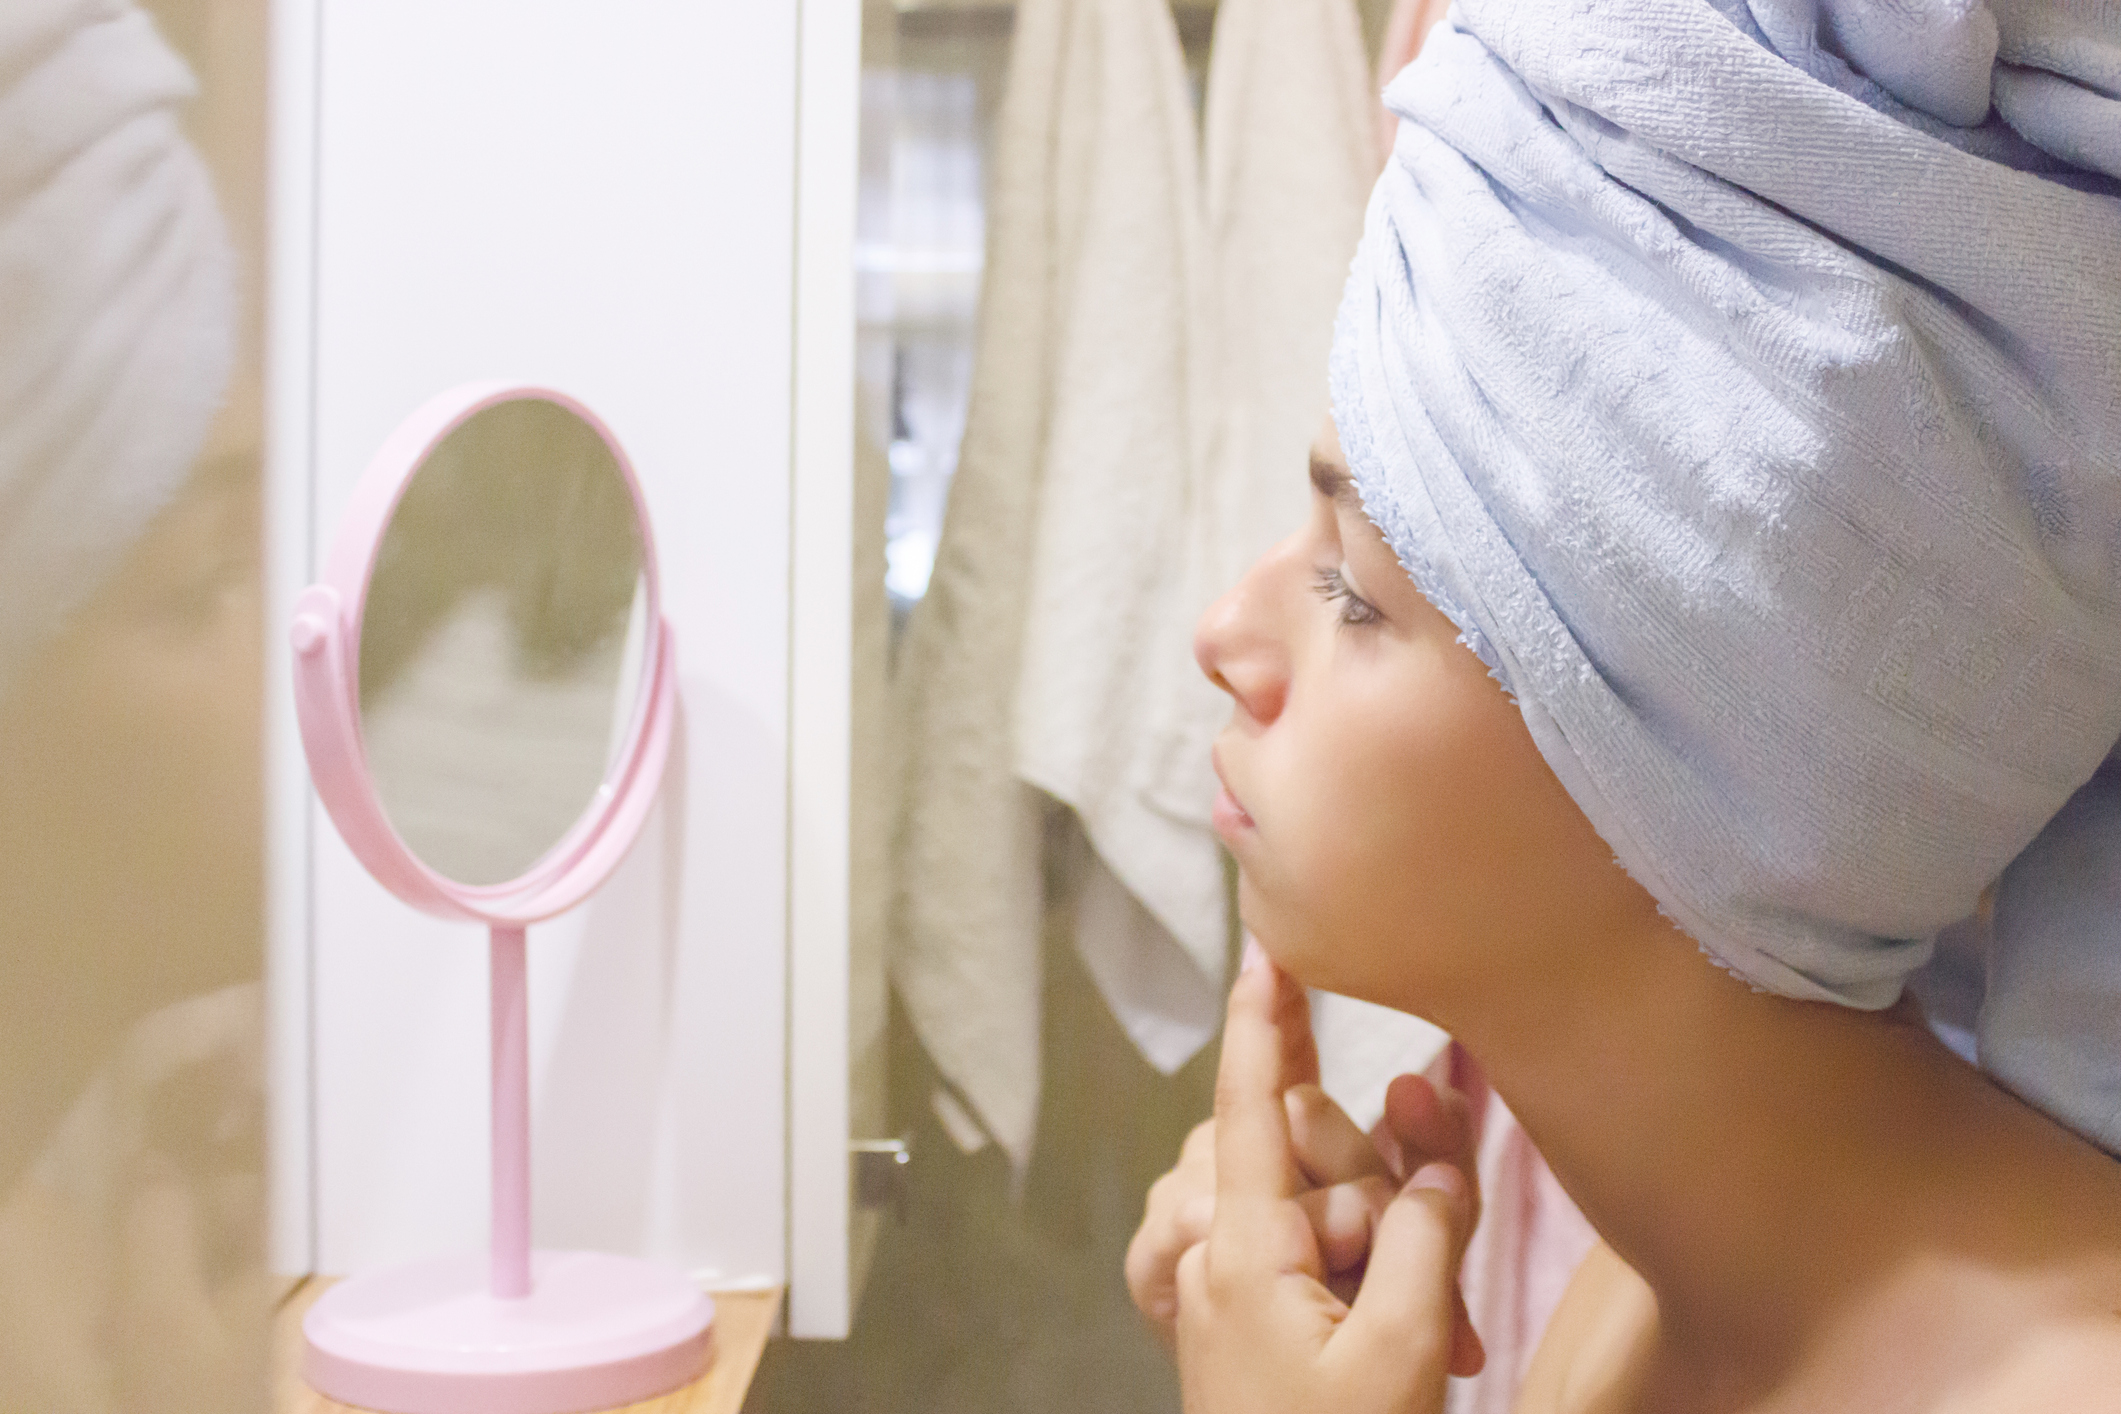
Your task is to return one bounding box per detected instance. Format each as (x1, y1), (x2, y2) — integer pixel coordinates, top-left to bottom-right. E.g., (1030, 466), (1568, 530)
(1512, 1242), (2121, 1414)
(1936, 1320), (2121, 1413)
(1513, 1240), (1657, 1414)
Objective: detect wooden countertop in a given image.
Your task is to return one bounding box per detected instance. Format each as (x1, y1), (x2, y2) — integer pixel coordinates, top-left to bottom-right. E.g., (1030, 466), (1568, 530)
(273, 1278), (782, 1414)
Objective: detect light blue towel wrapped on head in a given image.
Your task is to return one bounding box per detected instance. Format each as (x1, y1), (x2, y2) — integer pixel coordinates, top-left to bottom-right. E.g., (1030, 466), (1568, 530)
(1333, 0), (2121, 1148)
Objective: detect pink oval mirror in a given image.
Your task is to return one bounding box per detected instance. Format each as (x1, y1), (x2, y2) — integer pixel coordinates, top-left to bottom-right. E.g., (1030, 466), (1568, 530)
(291, 383), (678, 927)
(288, 383), (711, 1414)
(357, 393), (649, 889)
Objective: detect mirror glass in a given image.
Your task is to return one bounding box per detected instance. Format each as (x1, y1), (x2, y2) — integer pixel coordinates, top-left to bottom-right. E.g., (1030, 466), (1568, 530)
(358, 397), (648, 887)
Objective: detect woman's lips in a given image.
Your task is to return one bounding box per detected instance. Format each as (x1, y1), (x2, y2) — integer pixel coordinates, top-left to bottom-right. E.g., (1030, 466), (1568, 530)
(1211, 753), (1256, 839)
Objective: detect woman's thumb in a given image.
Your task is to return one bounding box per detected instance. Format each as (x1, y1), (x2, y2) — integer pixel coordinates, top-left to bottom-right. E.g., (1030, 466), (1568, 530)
(1333, 1161), (1477, 1381)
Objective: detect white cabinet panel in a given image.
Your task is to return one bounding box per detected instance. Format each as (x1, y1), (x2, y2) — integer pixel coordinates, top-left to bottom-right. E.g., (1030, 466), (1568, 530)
(270, 0), (801, 1289)
(789, 0), (865, 1340)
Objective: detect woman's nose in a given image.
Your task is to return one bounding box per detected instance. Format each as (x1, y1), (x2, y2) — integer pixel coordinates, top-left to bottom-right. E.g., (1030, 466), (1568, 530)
(1194, 547), (1291, 726)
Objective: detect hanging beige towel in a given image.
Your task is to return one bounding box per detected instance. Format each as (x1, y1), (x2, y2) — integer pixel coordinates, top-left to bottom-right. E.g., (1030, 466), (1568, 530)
(1074, 0), (1382, 1078)
(1201, 0), (1377, 575)
(1009, 0), (1217, 1072)
(1309, 986), (1449, 1129)
(1072, 0), (1384, 1078)
(890, 0), (1206, 1168)
(895, 0), (1394, 1164)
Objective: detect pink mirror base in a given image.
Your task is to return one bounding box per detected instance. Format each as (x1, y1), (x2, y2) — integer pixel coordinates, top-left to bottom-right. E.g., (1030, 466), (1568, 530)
(303, 1251), (715, 1414)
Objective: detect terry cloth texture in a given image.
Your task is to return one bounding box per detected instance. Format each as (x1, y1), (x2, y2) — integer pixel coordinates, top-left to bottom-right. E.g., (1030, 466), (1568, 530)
(0, 0), (234, 693)
(1333, 0), (2121, 1150)
(1373, 0), (1452, 160)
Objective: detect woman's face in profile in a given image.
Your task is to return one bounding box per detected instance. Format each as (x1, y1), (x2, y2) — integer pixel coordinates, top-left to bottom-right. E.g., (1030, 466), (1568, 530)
(1192, 424), (1652, 1021)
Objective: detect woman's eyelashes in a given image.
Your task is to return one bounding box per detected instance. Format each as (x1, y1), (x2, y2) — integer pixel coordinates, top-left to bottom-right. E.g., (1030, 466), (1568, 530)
(1313, 565), (1383, 629)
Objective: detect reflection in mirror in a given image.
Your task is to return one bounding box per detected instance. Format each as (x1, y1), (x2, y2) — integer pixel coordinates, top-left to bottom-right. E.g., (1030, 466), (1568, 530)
(0, 2), (272, 1410)
(358, 398), (646, 888)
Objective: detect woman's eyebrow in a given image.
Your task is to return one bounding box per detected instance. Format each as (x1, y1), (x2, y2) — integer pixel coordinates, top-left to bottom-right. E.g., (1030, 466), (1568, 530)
(1309, 451), (1356, 505)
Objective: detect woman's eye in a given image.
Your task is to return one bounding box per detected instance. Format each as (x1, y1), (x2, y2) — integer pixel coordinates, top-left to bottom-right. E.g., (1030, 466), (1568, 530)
(1312, 567), (1382, 628)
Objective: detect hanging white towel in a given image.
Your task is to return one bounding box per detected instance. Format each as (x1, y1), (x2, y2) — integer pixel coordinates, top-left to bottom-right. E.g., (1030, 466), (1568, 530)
(1310, 987), (1450, 1129)
(894, 0), (1394, 1163)
(890, 0), (1206, 1168)
(1201, 0), (1377, 576)
(1068, 0), (1385, 1084)
(1157, 0), (1404, 1110)
(1007, 0), (1220, 1081)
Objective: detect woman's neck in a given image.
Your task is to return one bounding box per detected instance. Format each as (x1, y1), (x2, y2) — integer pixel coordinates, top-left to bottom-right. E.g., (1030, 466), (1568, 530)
(1438, 919), (2089, 1396)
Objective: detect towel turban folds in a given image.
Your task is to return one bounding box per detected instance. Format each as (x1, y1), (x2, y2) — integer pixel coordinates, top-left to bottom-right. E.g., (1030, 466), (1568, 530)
(0, 0), (234, 694)
(1333, 0), (2121, 1148)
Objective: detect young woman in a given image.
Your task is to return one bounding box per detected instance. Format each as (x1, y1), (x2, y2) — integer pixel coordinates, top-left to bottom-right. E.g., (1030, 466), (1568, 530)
(1130, 421), (2121, 1411)
(1127, 0), (2121, 1408)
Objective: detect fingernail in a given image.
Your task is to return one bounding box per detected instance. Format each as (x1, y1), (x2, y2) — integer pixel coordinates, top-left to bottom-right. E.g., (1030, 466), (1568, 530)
(1240, 938), (1266, 974)
(1407, 1161), (1466, 1203)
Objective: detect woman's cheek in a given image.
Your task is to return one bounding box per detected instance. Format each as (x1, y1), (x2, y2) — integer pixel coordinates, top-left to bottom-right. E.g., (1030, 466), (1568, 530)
(1242, 819), (1374, 993)
(1229, 815), (1334, 984)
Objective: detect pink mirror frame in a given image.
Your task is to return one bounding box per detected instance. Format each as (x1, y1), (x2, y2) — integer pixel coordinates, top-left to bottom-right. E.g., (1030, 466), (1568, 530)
(288, 380), (678, 927)
(287, 383), (711, 1414)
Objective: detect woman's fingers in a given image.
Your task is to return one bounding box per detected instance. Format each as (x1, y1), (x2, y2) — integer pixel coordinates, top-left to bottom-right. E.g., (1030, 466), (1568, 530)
(1294, 1175), (1397, 1274)
(1126, 1120), (1220, 1347)
(1381, 1072), (1472, 1168)
(1213, 952), (1307, 1207)
(1176, 1155), (1469, 1414)
(1379, 1072), (1480, 1233)
(1210, 952), (1326, 1285)
(1330, 1161), (1478, 1399)
(1170, 963), (1470, 1414)
(1126, 1179), (1213, 1343)
(1450, 1284), (1487, 1378)
(1142, 964), (1488, 1381)
(1253, 939), (1323, 1091)
(1286, 1084), (1392, 1189)
(1130, 1068), (1389, 1346)
(1377, 1076), (1487, 1376)
(1294, 1169), (1486, 1377)
(1134, 1113), (1394, 1342)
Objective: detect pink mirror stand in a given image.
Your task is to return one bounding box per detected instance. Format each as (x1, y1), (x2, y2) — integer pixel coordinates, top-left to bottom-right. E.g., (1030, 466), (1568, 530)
(289, 383), (713, 1414)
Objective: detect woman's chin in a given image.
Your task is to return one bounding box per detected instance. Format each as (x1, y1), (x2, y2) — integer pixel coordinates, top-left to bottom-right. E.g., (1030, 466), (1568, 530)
(1235, 901), (1331, 992)
(1238, 902), (1415, 1011)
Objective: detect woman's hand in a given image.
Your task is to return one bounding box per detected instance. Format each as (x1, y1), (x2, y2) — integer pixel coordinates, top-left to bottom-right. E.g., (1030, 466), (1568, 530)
(1171, 952), (1482, 1414)
(1126, 951), (1483, 1366)
(1128, 1024), (1425, 1336)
